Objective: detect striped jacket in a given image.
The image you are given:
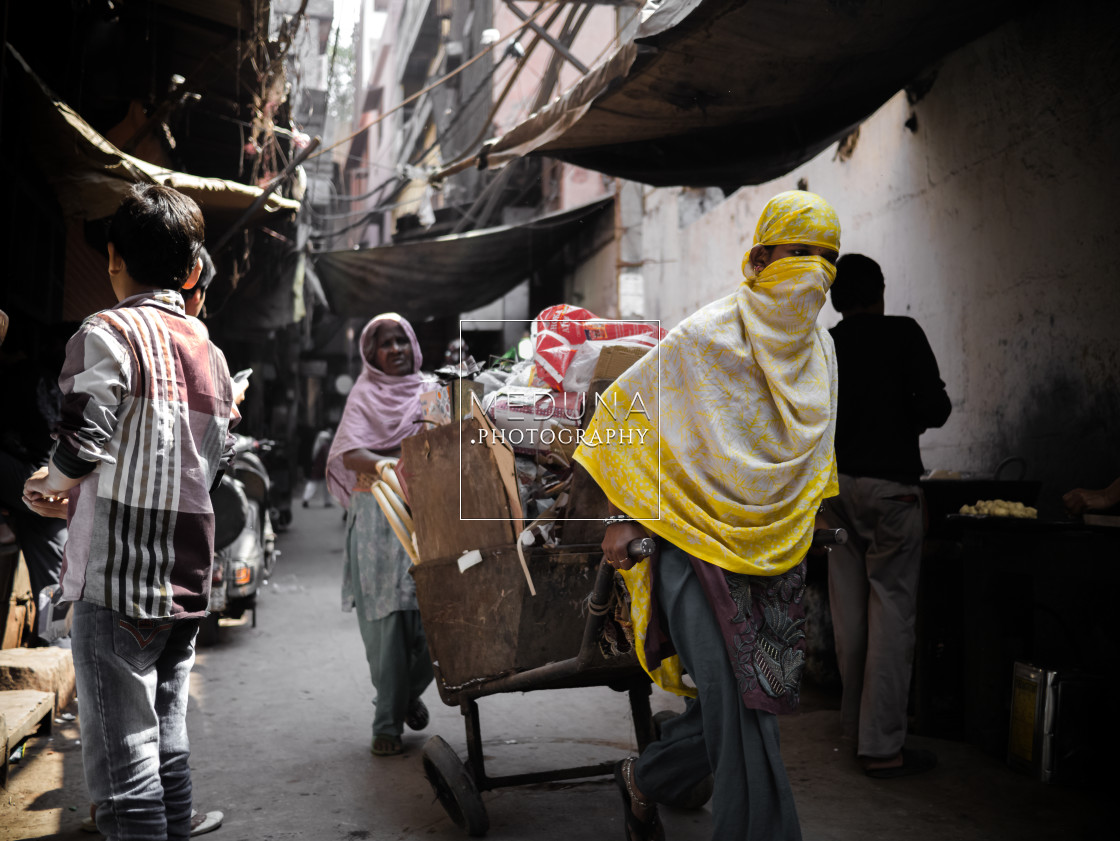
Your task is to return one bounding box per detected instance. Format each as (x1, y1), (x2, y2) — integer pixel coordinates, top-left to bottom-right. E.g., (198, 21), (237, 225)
(54, 290), (236, 619)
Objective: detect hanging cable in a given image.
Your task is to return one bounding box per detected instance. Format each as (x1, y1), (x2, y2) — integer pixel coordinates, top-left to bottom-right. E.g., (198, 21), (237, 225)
(304, 1), (558, 165)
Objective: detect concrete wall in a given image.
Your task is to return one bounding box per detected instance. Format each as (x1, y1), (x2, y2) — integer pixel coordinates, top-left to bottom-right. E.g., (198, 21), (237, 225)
(566, 233), (619, 321)
(625, 2), (1120, 509)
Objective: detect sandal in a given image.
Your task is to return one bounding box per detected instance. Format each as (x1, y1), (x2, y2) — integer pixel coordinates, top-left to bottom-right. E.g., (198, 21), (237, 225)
(405, 697), (429, 731)
(371, 733), (404, 756)
(613, 757), (664, 841)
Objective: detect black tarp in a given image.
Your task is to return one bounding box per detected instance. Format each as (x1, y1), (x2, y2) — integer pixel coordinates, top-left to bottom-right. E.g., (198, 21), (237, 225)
(460, 0), (1015, 189)
(313, 197), (613, 321)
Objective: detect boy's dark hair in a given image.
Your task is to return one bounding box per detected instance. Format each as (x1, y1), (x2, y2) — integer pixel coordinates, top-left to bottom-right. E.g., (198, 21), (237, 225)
(831, 253), (885, 312)
(193, 247), (216, 295)
(107, 184), (205, 290)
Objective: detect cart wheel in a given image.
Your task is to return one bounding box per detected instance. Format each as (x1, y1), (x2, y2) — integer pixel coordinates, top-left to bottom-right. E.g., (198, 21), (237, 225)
(422, 736), (489, 837)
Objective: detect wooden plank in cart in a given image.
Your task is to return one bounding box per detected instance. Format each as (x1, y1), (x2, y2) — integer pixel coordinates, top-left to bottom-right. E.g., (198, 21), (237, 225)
(412, 547), (599, 701)
(402, 418), (519, 562)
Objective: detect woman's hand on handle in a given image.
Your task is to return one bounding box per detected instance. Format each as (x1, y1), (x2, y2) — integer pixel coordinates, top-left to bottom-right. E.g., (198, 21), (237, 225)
(602, 521), (648, 570)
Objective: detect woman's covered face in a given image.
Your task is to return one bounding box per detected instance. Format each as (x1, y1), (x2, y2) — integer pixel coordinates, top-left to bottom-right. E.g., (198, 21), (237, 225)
(750, 243), (839, 274)
(369, 323), (413, 375)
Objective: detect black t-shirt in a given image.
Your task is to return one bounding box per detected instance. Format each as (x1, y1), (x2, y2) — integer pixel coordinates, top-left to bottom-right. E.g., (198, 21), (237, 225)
(829, 314), (951, 485)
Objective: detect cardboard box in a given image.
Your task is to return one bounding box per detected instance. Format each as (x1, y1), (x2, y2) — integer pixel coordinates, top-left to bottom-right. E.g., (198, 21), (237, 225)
(419, 380), (484, 426)
(592, 344), (650, 382)
(400, 404), (523, 562)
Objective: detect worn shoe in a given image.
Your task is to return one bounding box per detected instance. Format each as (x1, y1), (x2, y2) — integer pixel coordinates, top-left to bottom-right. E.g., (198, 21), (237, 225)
(613, 757), (664, 841)
(405, 697), (429, 731)
(81, 808), (224, 836)
(190, 811), (224, 835)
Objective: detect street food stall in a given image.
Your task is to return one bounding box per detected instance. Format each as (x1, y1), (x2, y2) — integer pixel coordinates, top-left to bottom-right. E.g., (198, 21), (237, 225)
(911, 474), (1119, 784)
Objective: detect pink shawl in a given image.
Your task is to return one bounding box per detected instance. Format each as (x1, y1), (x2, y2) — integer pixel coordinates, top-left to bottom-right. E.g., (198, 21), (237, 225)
(326, 313), (426, 508)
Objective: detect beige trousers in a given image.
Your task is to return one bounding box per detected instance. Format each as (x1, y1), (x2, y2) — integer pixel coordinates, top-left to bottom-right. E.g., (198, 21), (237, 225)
(823, 474), (925, 759)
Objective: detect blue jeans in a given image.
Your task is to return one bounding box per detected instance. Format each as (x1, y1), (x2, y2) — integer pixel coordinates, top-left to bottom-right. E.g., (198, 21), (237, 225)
(72, 601), (199, 841)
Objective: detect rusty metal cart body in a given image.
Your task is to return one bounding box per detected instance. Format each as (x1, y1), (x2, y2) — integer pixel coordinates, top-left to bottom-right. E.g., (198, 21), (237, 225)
(411, 542), (653, 837)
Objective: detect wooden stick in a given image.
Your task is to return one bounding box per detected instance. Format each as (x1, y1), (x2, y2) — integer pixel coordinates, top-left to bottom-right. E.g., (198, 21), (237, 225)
(371, 482), (418, 563)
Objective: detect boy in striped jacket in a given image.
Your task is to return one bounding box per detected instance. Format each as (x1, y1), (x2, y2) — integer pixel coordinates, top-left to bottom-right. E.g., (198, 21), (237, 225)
(23, 183), (235, 840)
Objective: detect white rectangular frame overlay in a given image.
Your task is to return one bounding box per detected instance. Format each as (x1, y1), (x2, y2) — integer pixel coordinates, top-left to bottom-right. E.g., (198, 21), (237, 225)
(455, 318), (662, 522)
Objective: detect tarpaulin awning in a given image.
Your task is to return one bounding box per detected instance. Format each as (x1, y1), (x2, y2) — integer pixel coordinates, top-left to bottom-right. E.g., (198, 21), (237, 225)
(6, 44), (299, 227)
(314, 197), (613, 321)
(466, 0), (1014, 189)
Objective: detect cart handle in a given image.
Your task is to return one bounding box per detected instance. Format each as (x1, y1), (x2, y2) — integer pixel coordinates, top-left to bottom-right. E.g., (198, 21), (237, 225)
(812, 527), (848, 547)
(578, 538), (654, 667)
(578, 530), (844, 666)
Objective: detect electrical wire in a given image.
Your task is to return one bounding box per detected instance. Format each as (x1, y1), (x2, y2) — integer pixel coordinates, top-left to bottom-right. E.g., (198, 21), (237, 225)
(311, 3), (639, 240)
(427, 3), (644, 183)
(304, 1), (559, 164)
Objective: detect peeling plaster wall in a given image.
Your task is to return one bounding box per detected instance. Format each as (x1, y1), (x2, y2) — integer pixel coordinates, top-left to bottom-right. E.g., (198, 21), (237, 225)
(640, 2), (1120, 513)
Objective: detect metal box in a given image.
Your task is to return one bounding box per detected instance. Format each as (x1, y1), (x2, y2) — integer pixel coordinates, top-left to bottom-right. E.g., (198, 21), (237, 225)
(1007, 661), (1103, 783)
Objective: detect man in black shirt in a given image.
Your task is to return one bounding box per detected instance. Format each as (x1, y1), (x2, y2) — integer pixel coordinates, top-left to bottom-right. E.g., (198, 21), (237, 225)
(823, 254), (951, 778)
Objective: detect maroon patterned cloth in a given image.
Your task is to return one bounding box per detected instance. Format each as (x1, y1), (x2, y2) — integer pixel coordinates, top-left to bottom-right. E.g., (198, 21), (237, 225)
(641, 545), (809, 716)
(690, 556), (808, 715)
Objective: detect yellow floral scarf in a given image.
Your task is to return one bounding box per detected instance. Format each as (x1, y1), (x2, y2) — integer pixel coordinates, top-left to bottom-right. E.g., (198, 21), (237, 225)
(574, 191), (841, 696)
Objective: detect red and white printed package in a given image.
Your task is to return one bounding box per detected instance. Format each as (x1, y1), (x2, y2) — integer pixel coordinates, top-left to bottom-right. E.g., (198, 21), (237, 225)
(530, 304), (665, 391)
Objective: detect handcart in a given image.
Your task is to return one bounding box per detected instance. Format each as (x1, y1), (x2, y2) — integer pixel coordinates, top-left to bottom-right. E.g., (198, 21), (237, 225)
(396, 401), (848, 836)
(411, 541), (653, 837)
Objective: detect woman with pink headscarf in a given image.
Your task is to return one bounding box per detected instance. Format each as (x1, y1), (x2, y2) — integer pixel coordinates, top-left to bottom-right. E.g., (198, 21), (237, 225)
(327, 313), (434, 756)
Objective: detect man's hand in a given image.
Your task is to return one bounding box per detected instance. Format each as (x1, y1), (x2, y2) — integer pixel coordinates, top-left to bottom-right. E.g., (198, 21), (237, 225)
(602, 521), (648, 570)
(23, 466), (72, 519)
(25, 495), (69, 519)
(232, 378), (249, 406)
(1064, 487), (1108, 515)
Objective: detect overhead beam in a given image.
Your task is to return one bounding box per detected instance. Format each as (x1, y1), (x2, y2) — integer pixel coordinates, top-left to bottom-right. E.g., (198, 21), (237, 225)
(503, 1), (589, 74)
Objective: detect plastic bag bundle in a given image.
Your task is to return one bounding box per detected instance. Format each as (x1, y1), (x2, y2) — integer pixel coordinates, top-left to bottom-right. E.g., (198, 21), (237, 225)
(530, 304), (665, 391)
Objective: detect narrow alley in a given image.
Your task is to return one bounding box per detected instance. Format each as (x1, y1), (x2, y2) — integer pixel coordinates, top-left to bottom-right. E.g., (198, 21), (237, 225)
(2, 500), (1108, 840)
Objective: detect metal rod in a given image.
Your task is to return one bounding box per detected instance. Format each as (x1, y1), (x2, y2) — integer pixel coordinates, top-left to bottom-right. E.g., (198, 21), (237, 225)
(211, 135), (321, 254)
(503, 1), (589, 73)
(463, 697), (488, 785)
(812, 527), (848, 546)
(577, 559), (616, 667)
(629, 683), (654, 753)
(477, 761), (618, 791)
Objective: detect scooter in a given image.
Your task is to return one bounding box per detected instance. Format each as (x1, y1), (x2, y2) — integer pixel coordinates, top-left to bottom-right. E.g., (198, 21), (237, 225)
(258, 436), (293, 531)
(199, 435), (279, 645)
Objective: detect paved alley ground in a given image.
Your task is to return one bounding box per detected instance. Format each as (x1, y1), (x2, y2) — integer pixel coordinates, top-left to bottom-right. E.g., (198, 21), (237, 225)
(2, 501), (1109, 840)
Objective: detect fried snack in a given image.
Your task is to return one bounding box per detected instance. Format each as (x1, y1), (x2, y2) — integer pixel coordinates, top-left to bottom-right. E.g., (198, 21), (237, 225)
(959, 499), (1038, 518)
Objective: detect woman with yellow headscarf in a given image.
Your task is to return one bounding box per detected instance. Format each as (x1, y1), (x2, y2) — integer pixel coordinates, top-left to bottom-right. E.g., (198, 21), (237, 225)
(575, 191), (841, 841)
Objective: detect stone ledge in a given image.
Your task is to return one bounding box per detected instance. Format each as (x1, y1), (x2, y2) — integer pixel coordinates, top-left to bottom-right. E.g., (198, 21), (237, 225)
(0, 647), (76, 716)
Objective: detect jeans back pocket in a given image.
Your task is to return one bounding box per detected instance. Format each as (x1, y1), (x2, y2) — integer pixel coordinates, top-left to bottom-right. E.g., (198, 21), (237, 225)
(112, 615), (175, 671)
